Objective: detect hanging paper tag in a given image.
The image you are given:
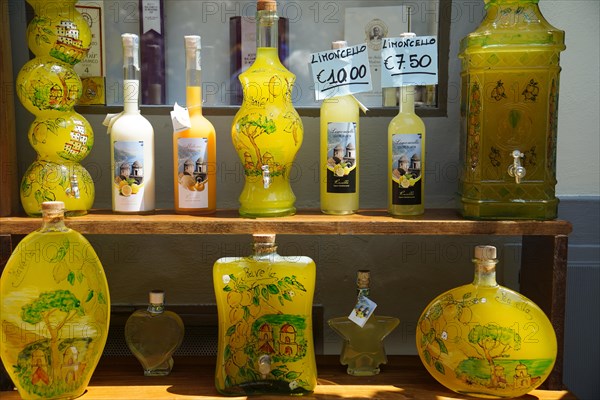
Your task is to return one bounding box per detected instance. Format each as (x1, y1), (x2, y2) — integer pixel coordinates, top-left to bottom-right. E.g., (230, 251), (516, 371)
(310, 43), (372, 101)
(170, 102), (191, 133)
(348, 295), (377, 327)
(381, 36), (438, 87)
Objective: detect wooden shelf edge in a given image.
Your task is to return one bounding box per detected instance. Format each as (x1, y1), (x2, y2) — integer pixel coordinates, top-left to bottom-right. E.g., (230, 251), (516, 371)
(0, 355), (576, 399)
(0, 209), (573, 236)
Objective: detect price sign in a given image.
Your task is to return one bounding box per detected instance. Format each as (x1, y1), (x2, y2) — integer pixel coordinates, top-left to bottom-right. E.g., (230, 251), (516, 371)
(381, 36), (438, 87)
(310, 43), (372, 101)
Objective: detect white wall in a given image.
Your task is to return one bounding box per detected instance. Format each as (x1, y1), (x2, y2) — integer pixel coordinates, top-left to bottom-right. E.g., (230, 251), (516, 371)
(541, 1), (600, 196)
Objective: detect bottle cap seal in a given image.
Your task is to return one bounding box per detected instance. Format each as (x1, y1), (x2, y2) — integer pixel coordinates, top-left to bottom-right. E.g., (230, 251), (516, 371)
(184, 35), (201, 50)
(149, 290), (165, 304)
(332, 40), (348, 49)
(257, 0), (277, 11)
(474, 245), (497, 260)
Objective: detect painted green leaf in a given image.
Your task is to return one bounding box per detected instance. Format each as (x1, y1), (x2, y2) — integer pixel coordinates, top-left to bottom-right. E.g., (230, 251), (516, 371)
(223, 285), (233, 292)
(423, 349), (431, 365)
(271, 368), (285, 377)
(98, 292), (107, 304)
(226, 325), (236, 337)
(436, 338), (448, 355)
(267, 284), (279, 294)
(85, 290), (94, 302)
(286, 371), (301, 380)
(67, 271), (75, 285)
(261, 287), (269, 300)
(434, 360), (445, 374)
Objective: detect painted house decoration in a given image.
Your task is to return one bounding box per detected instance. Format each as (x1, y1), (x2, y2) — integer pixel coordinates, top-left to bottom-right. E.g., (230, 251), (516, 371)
(278, 323), (299, 356)
(258, 323), (275, 354)
(52, 20), (87, 64)
(63, 120), (89, 156)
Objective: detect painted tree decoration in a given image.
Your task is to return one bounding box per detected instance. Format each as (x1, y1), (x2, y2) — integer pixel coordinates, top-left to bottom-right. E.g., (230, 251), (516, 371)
(16, 0), (95, 216)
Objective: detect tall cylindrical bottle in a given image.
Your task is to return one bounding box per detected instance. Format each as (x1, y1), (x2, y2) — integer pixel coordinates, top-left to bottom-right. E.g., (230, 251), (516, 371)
(320, 41), (360, 215)
(0, 201), (110, 399)
(108, 33), (155, 214)
(231, 0), (303, 217)
(213, 234), (317, 395)
(388, 82), (426, 216)
(173, 35), (217, 214)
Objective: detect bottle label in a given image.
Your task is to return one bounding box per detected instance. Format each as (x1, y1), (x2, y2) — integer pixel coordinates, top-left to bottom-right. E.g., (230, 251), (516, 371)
(348, 295), (377, 327)
(113, 140), (146, 211)
(326, 122), (357, 193)
(391, 133), (423, 205)
(176, 137), (209, 208)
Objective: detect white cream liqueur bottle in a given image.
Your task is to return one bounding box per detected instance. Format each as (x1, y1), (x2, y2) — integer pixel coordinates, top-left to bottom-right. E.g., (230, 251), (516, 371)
(106, 33), (155, 213)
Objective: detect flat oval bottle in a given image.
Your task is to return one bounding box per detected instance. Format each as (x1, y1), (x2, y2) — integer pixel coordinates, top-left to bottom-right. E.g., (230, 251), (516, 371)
(0, 201), (110, 399)
(416, 245), (557, 398)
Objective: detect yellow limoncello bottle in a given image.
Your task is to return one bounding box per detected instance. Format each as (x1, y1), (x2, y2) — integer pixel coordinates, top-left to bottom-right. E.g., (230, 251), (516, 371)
(388, 83), (426, 216)
(328, 270), (399, 376)
(213, 234), (317, 395)
(320, 41), (360, 215)
(416, 245), (557, 398)
(231, 0), (303, 217)
(173, 35), (216, 214)
(0, 201), (110, 399)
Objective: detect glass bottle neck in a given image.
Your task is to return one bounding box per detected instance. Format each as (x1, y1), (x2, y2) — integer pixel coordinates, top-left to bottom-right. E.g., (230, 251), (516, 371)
(123, 49), (140, 113)
(399, 86), (416, 114)
(185, 47), (203, 114)
(472, 259), (499, 287)
(147, 302), (165, 314)
(257, 9), (278, 49)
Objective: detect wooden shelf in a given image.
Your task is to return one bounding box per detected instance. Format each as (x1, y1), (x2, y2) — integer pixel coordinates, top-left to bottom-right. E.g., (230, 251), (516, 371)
(0, 209), (573, 391)
(0, 356), (576, 399)
(0, 209), (572, 236)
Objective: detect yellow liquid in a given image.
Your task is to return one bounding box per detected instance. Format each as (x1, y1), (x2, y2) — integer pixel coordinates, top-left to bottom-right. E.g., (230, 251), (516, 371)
(173, 86), (216, 214)
(232, 47), (303, 217)
(458, 1), (564, 220)
(416, 276), (556, 398)
(387, 89), (426, 216)
(213, 252), (317, 395)
(328, 315), (398, 376)
(320, 95), (359, 215)
(0, 227), (110, 399)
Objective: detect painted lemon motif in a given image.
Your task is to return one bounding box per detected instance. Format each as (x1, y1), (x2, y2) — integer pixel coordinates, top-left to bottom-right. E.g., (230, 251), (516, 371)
(131, 183), (140, 194)
(121, 185), (133, 197)
(334, 164), (345, 177)
(400, 176), (411, 188)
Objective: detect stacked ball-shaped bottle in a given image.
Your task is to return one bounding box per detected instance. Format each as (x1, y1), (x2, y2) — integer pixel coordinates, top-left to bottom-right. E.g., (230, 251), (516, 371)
(16, 0), (95, 216)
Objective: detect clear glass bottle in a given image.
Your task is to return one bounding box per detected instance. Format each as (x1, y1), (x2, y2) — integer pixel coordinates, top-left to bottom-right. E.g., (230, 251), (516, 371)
(231, 0), (303, 217)
(388, 81), (426, 216)
(173, 35), (217, 214)
(0, 201), (110, 399)
(107, 33), (155, 214)
(458, 0), (565, 220)
(416, 245), (557, 398)
(328, 270), (399, 376)
(213, 234), (317, 395)
(320, 41), (360, 215)
(124, 290), (184, 376)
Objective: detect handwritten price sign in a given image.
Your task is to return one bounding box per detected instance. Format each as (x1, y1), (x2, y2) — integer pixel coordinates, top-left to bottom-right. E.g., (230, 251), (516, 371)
(310, 44), (372, 101)
(381, 36), (438, 87)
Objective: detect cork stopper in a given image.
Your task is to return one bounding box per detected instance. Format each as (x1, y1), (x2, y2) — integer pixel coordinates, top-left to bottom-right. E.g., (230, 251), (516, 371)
(257, 0), (277, 11)
(332, 40), (348, 50)
(474, 245), (497, 261)
(356, 270), (370, 289)
(42, 201), (65, 221)
(149, 290), (165, 305)
(184, 35), (201, 50)
(253, 233), (276, 245)
(42, 201), (65, 212)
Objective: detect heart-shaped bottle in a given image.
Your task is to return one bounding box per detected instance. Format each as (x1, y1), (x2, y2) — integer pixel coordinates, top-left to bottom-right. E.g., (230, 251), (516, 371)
(125, 290), (185, 376)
